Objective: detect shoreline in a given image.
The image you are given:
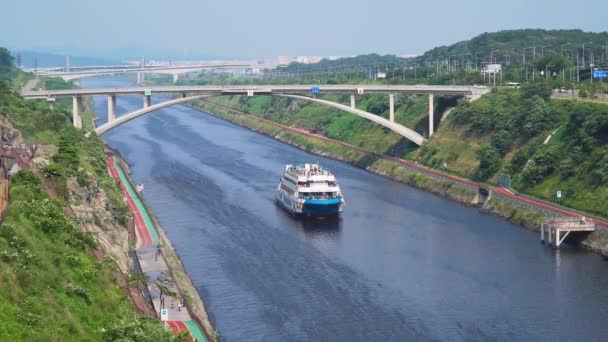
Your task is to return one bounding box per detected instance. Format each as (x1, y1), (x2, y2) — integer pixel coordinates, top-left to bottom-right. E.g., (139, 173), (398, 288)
(108, 150), (216, 341)
(188, 99), (608, 253)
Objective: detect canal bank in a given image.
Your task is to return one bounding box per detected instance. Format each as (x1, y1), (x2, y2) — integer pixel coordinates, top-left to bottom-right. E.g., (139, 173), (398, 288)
(86, 76), (608, 341)
(107, 151), (213, 341)
(191, 99), (608, 252)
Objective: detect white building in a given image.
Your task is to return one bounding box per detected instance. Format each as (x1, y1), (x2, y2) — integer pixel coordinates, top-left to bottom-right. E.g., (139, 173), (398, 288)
(295, 56), (322, 64)
(278, 55), (323, 65)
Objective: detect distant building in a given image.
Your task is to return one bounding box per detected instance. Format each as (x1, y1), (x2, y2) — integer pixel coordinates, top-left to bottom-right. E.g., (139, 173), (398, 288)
(278, 55), (323, 65)
(295, 56), (322, 64)
(278, 56), (293, 66)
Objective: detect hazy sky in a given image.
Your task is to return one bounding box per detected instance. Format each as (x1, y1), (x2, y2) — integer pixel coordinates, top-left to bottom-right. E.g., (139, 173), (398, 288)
(1, 0), (606, 59)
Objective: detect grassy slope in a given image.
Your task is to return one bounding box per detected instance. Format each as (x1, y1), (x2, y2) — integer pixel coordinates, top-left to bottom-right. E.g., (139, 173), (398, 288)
(205, 85), (607, 219)
(415, 88), (608, 218)
(0, 172), (134, 340)
(207, 93), (434, 157)
(0, 68), (176, 340)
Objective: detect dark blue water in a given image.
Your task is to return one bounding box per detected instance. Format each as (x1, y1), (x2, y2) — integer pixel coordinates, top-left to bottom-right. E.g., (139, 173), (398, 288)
(84, 76), (608, 342)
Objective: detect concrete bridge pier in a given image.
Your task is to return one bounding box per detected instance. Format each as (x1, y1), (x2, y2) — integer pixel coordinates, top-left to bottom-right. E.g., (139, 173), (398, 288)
(172, 73), (179, 83)
(389, 93), (395, 122)
(136, 72), (144, 85)
(108, 95), (117, 122)
(144, 95), (151, 108)
(428, 94), (434, 137)
(72, 96), (82, 129)
(350, 93), (356, 109)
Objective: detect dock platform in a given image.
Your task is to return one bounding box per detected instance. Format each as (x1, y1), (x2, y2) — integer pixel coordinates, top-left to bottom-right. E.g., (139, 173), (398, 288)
(541, 217), (595, 248)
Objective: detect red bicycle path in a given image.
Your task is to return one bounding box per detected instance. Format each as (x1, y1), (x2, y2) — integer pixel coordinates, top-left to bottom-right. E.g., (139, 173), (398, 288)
(107, 154), (207, 341)
(107, 154), (154, 248)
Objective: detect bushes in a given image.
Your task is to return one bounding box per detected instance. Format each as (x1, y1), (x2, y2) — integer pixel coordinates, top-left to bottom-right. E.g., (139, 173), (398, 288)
(99, 314), (184, 342)
(521, 82), (552, 101)
(475, 145), (502, 180)
(491, 130), (512, 156)
(521, 146), (558, 185)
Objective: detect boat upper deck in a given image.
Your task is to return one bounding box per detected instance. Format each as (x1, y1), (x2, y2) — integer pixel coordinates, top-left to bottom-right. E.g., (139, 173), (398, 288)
(285, 163), (335, 181)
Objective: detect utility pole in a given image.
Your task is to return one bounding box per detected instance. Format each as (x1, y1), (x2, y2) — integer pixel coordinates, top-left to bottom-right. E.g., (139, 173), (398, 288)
(541, 45), (551, 58)
(582, 42), (592, 70)
(577, 51), (580, 84)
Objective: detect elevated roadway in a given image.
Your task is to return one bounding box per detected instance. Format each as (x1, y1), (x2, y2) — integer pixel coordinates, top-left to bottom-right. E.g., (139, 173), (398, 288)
(24, 84), (487, 146)
(22, 84), (483, 99)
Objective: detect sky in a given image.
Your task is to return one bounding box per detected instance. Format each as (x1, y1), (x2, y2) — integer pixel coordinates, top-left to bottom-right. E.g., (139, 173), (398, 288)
(1, 0), (606, 60)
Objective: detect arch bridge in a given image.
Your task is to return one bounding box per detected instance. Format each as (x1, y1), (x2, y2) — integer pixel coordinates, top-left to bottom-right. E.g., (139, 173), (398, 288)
(22, 85), (487, 146)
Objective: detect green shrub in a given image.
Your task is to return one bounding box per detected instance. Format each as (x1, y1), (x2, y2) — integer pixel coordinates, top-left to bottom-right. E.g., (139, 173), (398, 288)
(476, 145), (501, 180)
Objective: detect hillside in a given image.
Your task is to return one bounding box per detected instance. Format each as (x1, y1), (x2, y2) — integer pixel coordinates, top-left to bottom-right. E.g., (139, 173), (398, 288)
(235, 29), (608, 87)
(202, 82), (608, 219)
(419, 29), (608, 65)
(416, 83), (608, 218)
(206, 93), (457, 156)
(0, 47), (182, 340)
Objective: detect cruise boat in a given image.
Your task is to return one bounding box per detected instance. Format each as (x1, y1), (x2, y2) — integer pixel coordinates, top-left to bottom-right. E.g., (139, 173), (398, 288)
(276, 163), (345, 217)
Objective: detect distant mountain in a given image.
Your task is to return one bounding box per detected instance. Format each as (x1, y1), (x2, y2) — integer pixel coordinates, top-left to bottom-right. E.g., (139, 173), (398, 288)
(281, 29), (608, 71)
(416, 29), (608, 65)
(13, 50), (121, 68)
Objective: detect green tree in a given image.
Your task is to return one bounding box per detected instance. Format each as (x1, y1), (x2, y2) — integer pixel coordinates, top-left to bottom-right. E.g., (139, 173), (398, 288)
(521, 147), (558, 184)
(0, 47), (14, 83)
(521, 82), (552, 101)
(491, 130), (513, 156)
(476, 145), (502, 180)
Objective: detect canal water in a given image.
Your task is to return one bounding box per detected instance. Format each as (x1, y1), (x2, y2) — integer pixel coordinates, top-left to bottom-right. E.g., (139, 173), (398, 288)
(85, 77), (608, 342)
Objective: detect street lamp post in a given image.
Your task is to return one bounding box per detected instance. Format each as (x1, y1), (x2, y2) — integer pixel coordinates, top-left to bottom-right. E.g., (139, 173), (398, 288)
(541, 45), (552, 58)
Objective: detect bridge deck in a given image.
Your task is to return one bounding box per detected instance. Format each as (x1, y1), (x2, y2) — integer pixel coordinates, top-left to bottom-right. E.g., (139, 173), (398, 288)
(22, 84), (481, 99)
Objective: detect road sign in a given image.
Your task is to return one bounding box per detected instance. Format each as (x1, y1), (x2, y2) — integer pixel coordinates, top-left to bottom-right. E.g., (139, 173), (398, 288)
(593, 69), (607, 79)
(556, 191), (562, 199)
(160, 309), (168, 321)
(144, 89), (152, 96)
(247, 89), (254, 97)
(311, 86), (320, 95)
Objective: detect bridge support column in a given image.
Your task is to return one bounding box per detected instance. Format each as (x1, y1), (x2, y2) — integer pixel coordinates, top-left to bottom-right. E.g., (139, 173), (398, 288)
(72, 96), (82, 129)
(428, 94), (434, 137)
(350, 94), (356, 109)
(144, 95), (151, 108)
(172, 73), (179, 83)
(389, 93), (395, 122)
(107, 95), (116, 122)
(136, 72), (144, 85)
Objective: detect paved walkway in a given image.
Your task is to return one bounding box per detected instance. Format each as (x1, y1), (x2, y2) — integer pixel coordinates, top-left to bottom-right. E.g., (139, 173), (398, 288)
(108, 154), (207, 341)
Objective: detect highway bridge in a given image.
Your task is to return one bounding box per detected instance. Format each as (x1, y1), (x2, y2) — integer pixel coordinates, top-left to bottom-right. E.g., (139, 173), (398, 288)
(31, 62), (275, 83)
(23, 84), (487, 145)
